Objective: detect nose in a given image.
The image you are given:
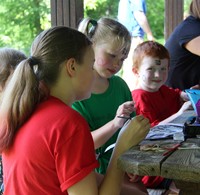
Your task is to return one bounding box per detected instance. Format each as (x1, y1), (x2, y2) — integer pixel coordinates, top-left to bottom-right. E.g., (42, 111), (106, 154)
(154, 69), (161, 77)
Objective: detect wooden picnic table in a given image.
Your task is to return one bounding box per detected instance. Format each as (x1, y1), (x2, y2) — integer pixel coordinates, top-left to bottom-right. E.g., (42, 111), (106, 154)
(118, 111), (200, 195)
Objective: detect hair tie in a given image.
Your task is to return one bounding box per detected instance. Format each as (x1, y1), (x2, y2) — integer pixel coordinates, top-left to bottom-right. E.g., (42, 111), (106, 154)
(88, 19), (97, 38)
(28, 56), (39, 67)
(90, 19), (97, 26)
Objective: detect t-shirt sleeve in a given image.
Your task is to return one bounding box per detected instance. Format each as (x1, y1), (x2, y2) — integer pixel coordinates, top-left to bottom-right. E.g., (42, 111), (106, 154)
(130, 0), (144, 12)
(55, 113), (99, 192)
(132, 90), (160, 127)
(179, 18), (200, 47)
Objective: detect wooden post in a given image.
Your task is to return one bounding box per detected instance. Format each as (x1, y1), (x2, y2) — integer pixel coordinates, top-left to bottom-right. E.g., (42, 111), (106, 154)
(51, 0), (183, 40)
(165, 0), (184, 40)
(50, 0), (83, 28)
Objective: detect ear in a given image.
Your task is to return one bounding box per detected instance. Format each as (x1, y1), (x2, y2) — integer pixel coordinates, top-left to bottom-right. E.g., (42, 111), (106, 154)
(132, 67), (139, 77)
(64, 58), (76, 77)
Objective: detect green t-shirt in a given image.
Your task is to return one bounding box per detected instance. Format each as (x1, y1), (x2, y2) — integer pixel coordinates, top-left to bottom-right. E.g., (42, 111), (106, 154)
(72, 75), (134, 174)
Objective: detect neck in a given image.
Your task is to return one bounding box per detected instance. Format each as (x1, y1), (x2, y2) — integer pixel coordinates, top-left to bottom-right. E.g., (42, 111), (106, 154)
(92, 72), (109, 94)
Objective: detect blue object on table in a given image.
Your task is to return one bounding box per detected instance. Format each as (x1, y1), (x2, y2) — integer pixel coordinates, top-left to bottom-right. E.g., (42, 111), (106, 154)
(185, 89), (200, 116)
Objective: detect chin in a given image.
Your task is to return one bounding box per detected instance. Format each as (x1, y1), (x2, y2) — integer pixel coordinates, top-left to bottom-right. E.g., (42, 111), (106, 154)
(78, 93), (92, 101)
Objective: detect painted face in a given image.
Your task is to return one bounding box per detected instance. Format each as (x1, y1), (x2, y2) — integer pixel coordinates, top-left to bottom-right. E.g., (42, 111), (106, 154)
(137, 56), (169, 92)
(76, 46), (95, 100)
(93, 42), (128, 78)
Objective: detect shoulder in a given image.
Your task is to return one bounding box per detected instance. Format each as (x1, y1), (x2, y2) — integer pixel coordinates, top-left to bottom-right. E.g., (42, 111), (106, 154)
(178, 16), (200, 42)
(26, 97), (91, 151)
(132, 88), (150, 101)
(160, 85), (181, 96)
(111, 75), (129, 87)
(110, 75), (131, 93)
(160, 85), (179, 92)
(109, 75), (132, 100)
(38, 96), (88, 130)
(166, 16), (200, 46)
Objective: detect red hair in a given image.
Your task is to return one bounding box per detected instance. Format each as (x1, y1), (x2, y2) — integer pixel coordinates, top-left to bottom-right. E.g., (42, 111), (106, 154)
(132, 41), (170, 71)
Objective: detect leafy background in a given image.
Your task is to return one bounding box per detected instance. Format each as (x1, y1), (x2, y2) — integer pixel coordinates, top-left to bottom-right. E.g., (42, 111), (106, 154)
(0, 0), (191, 55)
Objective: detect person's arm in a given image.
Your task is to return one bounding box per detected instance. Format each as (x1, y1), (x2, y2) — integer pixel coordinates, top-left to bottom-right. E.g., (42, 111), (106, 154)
(67, 172), (98, 195)
(185, 36), (200, 56)
(159, 101), (192, 125)
(190, 84), (200, 89)
(133, 11), (154, 41)
(92, 101), (135, 149)
(67, 115), (150, 195)
(180, 91), (189, 102)
(99, 115), (150, 195)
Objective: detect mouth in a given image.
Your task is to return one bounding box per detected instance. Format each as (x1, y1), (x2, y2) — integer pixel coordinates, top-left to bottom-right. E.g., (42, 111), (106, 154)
(107, 68), (116, 74)
(152, 80), (162, 83)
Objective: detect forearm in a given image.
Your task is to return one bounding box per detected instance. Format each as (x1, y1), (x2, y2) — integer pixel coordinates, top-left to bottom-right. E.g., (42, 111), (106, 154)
(99, 116), (150, 195)
(180, 91), (189, 101)
(98, 144), (125, 195)
(134, 11), (154, 39)
(91, 120), (119, 149)
(159, 108), (186, 125)
(159, 112), (181, 125)
(99, 121), (145, 195)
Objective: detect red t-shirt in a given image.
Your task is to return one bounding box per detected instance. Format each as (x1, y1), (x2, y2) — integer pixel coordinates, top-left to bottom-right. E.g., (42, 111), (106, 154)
(132, 85), (182, 188)
(132, 85), (182, 127)
(2, 96), (98, 195)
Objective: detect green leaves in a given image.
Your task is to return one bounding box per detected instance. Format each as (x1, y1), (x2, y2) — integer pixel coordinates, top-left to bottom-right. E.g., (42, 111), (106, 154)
(0, 0), (50, 55)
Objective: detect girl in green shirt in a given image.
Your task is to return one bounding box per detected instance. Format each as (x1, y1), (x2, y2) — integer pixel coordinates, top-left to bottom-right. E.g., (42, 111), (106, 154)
(73, 17), (148, 194)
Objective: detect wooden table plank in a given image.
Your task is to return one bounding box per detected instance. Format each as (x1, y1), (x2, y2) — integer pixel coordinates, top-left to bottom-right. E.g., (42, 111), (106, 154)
(118, 146), (163, 176)
(118, 140), (178, 176)
(118, 111), (200, 194)
(161, 139), (200, 183)
(118, 138), (200, 194)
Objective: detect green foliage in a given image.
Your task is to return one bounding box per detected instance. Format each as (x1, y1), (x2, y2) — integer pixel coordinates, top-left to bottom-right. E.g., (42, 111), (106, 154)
(0, 0), (50, 55)
(0, 0), (191, 55)
(184, 0), (191, 17)
(84, 0), (118, 19)
(84, 0), (165, 40)
(146, 0), (165, 39)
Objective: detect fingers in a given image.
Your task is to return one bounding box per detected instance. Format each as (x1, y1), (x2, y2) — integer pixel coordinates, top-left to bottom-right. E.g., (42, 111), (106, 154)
(190, 84), (200, 89)
(116, 115), (150, 153)
(127, 173), (141, 182)
(129, 175), (142, 183)
(134, 115), (150, 125)
(125, 115), (150, 135)
(117, 101), (135, 117)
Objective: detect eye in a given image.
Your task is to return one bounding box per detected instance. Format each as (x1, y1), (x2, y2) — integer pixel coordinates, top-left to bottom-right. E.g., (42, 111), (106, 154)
(109, 53), (116, 58)
(120, 57), (126, 62)
(147, 67), (153, 71)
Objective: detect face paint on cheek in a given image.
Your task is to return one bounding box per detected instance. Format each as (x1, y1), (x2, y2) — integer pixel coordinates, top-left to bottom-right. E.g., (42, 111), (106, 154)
(96, 58), (107, 67)
(141, 74), (147, 82)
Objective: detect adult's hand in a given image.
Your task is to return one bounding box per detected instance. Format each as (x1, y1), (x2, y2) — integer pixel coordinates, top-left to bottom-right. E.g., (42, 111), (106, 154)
(115, 115), (150, 155)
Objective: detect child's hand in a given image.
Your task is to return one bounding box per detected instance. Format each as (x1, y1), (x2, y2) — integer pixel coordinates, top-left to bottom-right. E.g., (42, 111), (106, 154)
(181, 85), (200, 101)
(115, 115), (150, 154)
(180, 91), (189, 101)
(126, 173), (142, 183)
(178, 101), (193, 114)
(113, 101), (135, 129)
(190, 84), (200, 89)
